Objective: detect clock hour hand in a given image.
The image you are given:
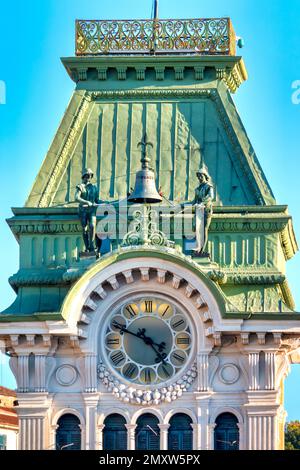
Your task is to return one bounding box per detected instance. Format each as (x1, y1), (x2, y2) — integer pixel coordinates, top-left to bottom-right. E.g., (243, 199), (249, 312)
(112, 322), (166, 352)
(136, 328), (167, 364)
(136, 328), (166, 351)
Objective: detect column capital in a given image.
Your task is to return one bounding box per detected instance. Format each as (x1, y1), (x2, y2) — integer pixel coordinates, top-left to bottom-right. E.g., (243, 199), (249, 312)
(191, 423), (200, 430)
(158, 423), (170, 431)
(82, 392), (100, 405)
(193, 392), (212, 401)
(125, 424), (137, 431)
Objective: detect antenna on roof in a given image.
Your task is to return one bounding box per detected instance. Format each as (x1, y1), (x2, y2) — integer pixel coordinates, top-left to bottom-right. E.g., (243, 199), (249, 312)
(150, 0), (159, 54)
(154, 0), (159, 20)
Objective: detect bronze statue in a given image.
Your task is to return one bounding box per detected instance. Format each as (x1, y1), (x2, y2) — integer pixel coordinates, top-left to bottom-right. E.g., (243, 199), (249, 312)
(191, 167), (214, 256)
(75, 168), (101, 254)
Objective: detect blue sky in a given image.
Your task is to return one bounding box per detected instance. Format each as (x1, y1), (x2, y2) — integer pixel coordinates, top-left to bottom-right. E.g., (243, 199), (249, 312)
(0, 0), (299, 420)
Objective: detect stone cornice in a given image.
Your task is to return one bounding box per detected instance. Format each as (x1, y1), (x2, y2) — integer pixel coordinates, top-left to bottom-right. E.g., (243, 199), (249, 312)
(62, 55), (247, 93)
(218, 271), (286, 286)
(7, 205), (297, 263)
(8, 268), (82, 289)
(7, 205), (293, 236)
(7, 267), (287, 290)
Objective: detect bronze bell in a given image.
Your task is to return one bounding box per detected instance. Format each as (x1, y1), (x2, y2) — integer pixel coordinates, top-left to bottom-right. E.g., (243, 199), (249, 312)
(128, 133), (162, 204)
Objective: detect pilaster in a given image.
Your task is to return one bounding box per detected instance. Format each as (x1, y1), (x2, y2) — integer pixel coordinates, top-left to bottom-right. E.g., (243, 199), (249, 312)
(16, 393), (50, 450)
(265, 352), (276, 390)
(247, 352), (260, 390)
(84, 354), (97, 392)
(83, 393), (99, 450)
(159, 424), (170, 450)
(244, 391), (280, 450)
(125, 424), (136, 450)
(194, 393), (212, 450)
(197, 353), (209, 391)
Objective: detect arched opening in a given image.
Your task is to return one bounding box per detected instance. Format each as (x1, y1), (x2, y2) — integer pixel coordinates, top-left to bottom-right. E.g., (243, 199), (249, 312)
(168, 413), (193, 450)
(56, 414), (81, 450)
(103, 414), (127, 450)
(214, 413), (239, 450)
(135, 413), (160, 450)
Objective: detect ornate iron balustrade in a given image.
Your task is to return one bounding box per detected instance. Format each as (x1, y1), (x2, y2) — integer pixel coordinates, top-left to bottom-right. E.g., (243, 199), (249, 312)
(75, 18), (236, 56)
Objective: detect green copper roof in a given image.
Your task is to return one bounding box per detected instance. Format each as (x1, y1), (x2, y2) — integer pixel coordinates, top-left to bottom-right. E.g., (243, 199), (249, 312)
(25, 55), (274, 208)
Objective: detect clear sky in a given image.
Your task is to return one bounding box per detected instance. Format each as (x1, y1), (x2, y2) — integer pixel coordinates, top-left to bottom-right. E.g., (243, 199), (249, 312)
(0, 0), (299, 420)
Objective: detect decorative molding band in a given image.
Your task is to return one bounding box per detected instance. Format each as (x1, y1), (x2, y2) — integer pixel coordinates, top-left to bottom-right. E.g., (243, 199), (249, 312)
(8, 214), (290, 237)
(97, 361), (197, 405)
(90, 88), (212, 101)
(221, 273), (286, 285)
(9, 268), (86, 288)
(210, 219), (288, 233)
(9, 222), (82, 236)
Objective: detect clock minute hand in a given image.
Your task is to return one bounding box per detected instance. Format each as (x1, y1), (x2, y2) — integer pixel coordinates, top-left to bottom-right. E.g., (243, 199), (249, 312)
(113, 322), (166, 352)
(112, 322), (141, 339)
(137, 328), (166, 351)
(112, 322), (167, 363)
(137, 328), (167, 365)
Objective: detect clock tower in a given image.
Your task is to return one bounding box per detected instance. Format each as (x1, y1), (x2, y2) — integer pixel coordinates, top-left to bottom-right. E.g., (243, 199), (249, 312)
(0, 13), (300, 451)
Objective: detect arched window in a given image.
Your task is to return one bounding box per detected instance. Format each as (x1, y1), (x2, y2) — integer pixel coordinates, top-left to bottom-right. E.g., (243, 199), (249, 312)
(103, 414), (127, 450)
(136, 414), (160, 450)
(168, 413), (193, 450)
(56, 414), (81, 450)
(214, 413), (239, 450)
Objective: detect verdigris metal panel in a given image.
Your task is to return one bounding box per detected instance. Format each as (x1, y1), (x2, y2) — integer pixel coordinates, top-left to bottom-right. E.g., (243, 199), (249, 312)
(52, 99), (255, 205)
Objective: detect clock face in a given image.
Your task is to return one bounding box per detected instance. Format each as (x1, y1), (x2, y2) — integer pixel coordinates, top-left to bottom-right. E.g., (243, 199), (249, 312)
(103, 296), (192, 385)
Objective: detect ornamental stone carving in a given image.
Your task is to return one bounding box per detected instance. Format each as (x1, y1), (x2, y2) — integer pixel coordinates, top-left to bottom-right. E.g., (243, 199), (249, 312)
(97, 361), (197, 405)
(55, 365), (78, 386)
(218, 364), (240, 385)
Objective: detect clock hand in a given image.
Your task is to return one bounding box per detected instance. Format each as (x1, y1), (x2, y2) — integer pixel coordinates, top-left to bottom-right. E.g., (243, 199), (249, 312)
(112, 322), (167, 363)
(137, 328), (166, 351)
(112, 321), (142, 339)
(113, 322), (166, 351)
(137, 329), (167, 364)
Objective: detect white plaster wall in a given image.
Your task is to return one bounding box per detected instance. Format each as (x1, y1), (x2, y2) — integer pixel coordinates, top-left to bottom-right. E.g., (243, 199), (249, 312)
(0, 428), (18, 450)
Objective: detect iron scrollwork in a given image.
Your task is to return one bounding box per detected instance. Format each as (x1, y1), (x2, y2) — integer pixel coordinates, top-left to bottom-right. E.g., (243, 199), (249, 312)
(76, 18), (236, 56)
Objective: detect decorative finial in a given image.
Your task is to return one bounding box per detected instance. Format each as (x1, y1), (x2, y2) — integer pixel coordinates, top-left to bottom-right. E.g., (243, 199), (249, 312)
(137, 133), (153, 169)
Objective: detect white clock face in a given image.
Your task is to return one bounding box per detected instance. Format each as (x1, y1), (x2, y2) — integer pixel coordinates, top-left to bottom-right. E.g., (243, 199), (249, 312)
(103, 296), (192, 385)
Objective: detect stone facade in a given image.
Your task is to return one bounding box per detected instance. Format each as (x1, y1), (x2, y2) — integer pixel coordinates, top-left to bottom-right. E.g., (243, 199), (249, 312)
(0, 15), (299, 451)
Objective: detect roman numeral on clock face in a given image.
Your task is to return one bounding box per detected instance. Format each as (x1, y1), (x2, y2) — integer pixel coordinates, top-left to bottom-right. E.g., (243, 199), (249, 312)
(144, 301), (153, 313)
(176, 336), (190, 345)
(111, 351), (125, 366)
(125, 304), (136, 317)
(107, 338), (120, 345)
(123, 363), (137, 378)
(162, 365), (171, 377)
(141, 368), (154, 384)
(172, 319), (185, 329)
(161, 306), (170, 317)
(145, 369), (151, 383)
(173, 352), (185, 362)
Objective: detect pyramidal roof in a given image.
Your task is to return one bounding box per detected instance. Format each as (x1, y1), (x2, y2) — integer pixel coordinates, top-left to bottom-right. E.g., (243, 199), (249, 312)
(25, 17), (275, 208)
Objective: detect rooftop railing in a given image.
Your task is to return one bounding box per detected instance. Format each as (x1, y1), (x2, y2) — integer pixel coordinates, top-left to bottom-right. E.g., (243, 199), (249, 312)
(75, 17), (236, 56)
